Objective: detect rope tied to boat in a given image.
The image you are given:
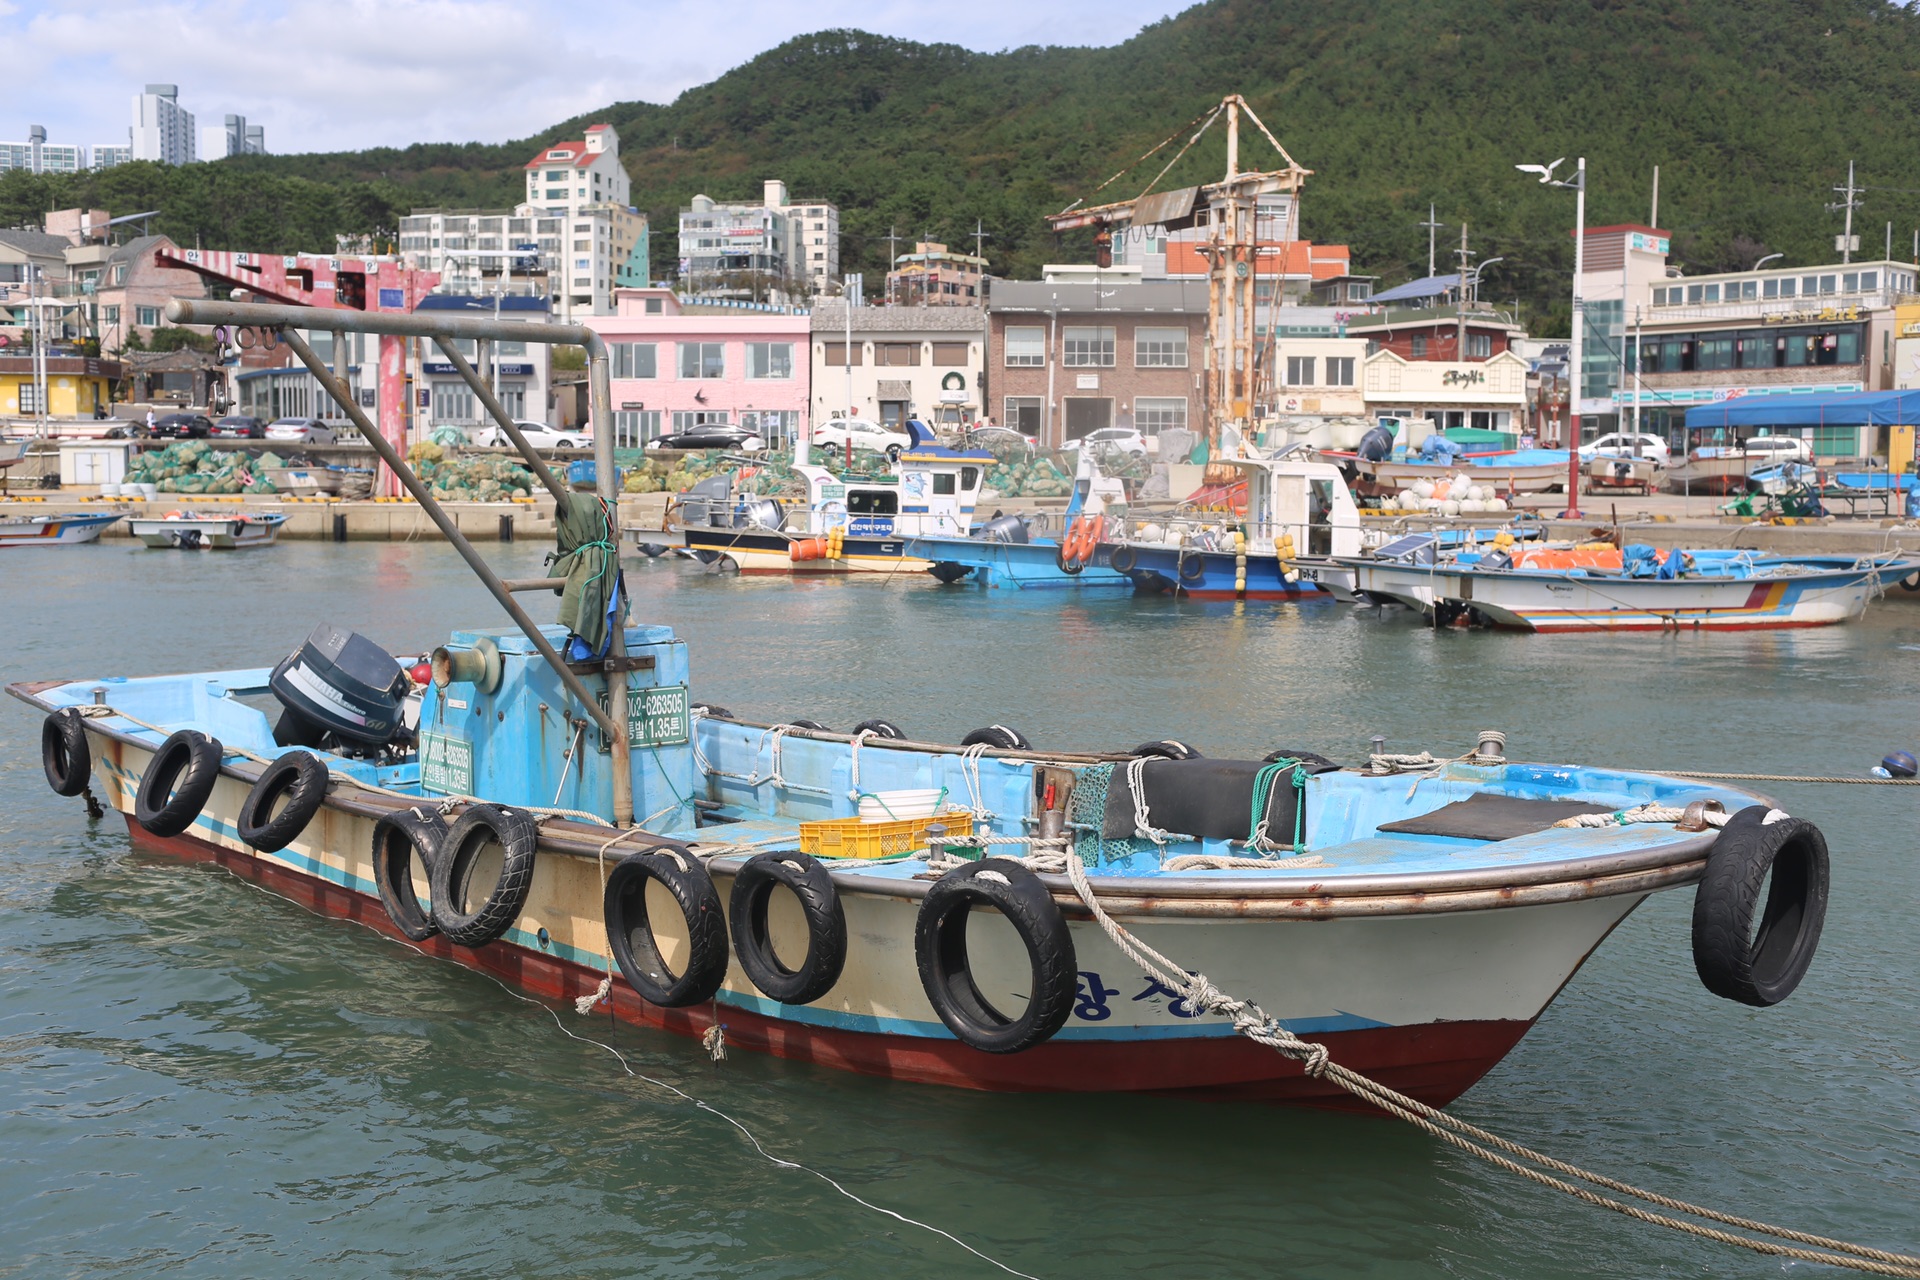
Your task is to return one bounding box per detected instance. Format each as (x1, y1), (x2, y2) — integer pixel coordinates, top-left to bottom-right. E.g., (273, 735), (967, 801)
(953, 828), (1920, 1277)
(1125, 755), (1185, 847)
(1247, 758), (1308, 854)
(1553, 800), (1733, 830)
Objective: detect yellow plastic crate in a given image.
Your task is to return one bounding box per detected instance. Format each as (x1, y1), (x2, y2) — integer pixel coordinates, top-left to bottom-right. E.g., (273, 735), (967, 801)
(798, 809), (974, 860)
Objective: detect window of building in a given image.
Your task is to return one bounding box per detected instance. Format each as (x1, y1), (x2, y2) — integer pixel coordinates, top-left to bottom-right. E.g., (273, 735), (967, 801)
(1466, 334), (1492, 359)
(112, 265), (127, 285)
(1134, 397), (1186, 434)
(678, 342), (724, 378)
(497, 382), (526, 418)
(1285, 356), (1316, 385)
(1695, 336), (1735, 370)
(671, 410), (730, 430)
(612, 409), (662, 449)
(821, 342), (863, 366)
(431, 381), (476, 422)
(1741, 280), (1759, 299)
(545, 168), (568, 180)
(1005, 396), (1042, 434)
(874, 342), (920, 366)
(1860, 271), (1878, 291)
(1062, 326), (1115, 367)
(1005, 327), (1045, 366)
(1135, 326), (1188, 367)
(931, 342), (969, 366)
(747, 342), (793, 378)
(17, 382), (38, 413)
(136, 305), (160, 327)
(1410, 335), (1428, 358)
(645, 297), (663, 314)
(1763, 279), (1780, 299)
(611, 342), (656, 379)
(1325, 356), (1356, 386)
(101, 305), (120, 325)
(1687, 284), (1704, 304)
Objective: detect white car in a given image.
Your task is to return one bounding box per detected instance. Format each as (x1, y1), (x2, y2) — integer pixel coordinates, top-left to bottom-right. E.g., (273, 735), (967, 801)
(470, 420), (588, 450)
(265, 416), (339, 445)
(1061, 427), (1150, 458)
(1578, 432), (1671, 464)
(811, 418), (912, 457)
(1741, 434), (1813, 462)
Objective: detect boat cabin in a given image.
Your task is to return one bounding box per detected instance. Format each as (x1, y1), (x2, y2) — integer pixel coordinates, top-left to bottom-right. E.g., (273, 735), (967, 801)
(792, 422), (993, 538)
(1224, 456), (1363, 557)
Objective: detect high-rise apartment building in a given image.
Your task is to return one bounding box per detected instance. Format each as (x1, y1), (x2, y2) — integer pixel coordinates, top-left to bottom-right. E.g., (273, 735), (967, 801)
(678, 179), (839, 299)
(397, 202), (648, 322)
(131, 85), (195, 165)
(0, 126), (85, 175)
(91, 144), (132, 170)
(203, 114), (265, 159)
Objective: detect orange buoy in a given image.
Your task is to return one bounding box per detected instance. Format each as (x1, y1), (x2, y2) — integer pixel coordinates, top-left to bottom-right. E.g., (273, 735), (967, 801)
(790, 537), (829, 562)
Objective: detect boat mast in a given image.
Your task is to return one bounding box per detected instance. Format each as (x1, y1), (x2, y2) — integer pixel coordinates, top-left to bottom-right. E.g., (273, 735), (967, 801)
(1046, 94), (1311, 455)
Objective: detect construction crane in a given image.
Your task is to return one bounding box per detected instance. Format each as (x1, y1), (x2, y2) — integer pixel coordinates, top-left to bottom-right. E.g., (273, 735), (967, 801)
(1048, 94), (1311, 448)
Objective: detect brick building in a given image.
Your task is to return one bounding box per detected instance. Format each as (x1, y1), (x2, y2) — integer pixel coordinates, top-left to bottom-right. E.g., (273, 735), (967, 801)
(987, 280), (1207, 446)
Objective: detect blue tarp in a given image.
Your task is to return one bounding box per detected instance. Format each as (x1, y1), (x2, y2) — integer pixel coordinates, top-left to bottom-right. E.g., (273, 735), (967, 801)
(1684, 390), (1920, 431)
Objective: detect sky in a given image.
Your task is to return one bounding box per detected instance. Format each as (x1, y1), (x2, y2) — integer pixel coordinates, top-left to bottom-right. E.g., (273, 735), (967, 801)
(3, 0), (1189, 156)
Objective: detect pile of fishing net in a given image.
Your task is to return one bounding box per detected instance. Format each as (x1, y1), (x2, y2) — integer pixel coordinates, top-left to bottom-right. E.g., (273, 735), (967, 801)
(406, 439), (537, 503)
(126, 440), (278, 494)
(981, 452), (1073, 499)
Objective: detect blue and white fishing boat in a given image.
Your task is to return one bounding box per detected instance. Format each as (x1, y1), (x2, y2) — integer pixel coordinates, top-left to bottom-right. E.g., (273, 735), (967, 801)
(908, 450), (1131, 589)
(1098, 452), (1364, 599)
(21, 297), (1833, 1113)
(1341, 538), (1916, 631)
(0, 510), (122, 548)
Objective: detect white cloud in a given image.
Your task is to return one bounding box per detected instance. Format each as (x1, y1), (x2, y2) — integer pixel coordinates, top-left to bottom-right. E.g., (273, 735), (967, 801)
(4, 0), (1186, 154)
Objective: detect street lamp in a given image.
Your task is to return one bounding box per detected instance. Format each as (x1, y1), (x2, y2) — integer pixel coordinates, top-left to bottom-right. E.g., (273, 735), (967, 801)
(1753, 252), (1784, 271)
(1515, 156), (1586, 517)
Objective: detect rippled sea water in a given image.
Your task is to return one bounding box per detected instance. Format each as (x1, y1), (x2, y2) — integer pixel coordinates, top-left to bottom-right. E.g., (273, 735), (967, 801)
(3, 541), (1917, 1278)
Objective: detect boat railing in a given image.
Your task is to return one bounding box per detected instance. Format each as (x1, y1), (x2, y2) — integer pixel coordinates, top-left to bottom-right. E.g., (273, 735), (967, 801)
(163, 297), (639, 826)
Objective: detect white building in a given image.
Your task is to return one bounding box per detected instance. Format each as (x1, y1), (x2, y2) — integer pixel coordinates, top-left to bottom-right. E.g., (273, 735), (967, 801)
(0, 126), (85, 175)
(131, 85), (195, 165)
(522, 123), (630, 219)
(91, 144), (132, 170)
(397, 202), (648, 323)
(679, 179), (839, 299)
(810, 301), (986, 429)
(203, 114), (265, 159)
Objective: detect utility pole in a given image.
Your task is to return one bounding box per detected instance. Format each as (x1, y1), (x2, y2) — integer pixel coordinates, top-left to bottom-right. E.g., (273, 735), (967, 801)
(1829, 160), (1862, 264)
(884, 225), (901, 305)
(972, 218), (990, 264)
(1418, 204), (1445, 278)
(1454, 223), (1475, 356)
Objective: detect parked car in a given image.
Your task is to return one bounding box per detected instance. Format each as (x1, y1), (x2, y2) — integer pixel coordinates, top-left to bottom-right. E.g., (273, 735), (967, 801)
(955, 425), (1040, 455)
(811, 417), (912, 457)
(152, 413), (214, 439)
(647, 423), (766, 453)
(469, 420), (588, 450)
(211, 415), (267, 439)
(1060, 426), (1150, 458)
(1578, 432), (1672, 464)
(265, 417), (339, 445)
(1741, 434), (1814, 461)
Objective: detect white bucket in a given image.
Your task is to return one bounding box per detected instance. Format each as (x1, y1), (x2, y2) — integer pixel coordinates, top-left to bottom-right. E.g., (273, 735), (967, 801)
(141, 483), (159, 500)
(99, 483), (121, 497)
(858, 788), (946, 822)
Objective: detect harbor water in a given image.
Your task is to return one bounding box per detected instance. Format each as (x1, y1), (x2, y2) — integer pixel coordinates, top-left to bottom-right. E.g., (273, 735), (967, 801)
(3, 542), (1917, 1278)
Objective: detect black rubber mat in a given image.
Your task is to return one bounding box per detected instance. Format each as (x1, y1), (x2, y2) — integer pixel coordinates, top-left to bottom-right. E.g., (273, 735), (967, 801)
(1375, 793), (1618, 842)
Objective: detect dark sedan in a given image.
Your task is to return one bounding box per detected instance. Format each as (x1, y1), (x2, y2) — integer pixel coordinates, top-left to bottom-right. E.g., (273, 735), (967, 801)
(645, 424), (765, 453)
(212, 415), (267, 439)
(153, 413), (215, 439)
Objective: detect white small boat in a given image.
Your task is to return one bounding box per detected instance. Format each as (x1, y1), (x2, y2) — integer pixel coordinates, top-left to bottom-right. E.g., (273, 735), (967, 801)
(128, 509), (287, 550)
(1585, 455), (1662, 494)
(1346, 451), (1570, 497)
(0, 511), (123, 548)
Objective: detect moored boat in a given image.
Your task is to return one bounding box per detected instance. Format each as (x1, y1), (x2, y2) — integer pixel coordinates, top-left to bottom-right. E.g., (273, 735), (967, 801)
(128, 509), (286, 549)
(1339, 540), (1915, 631)
(0, 510), (123, 547)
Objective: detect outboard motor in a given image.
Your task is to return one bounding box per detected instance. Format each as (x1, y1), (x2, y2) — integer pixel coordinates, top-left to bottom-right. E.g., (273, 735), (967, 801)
(1357, 425), (1394, 462)
(975, 513), (1030, 545)
(744, 497), (786, 531)
(269, 624), (410, 755)
(678, 474), (732, 527)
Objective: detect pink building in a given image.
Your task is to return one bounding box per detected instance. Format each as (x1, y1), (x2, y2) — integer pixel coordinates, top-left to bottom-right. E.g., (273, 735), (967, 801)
(587, 288), (810, 447)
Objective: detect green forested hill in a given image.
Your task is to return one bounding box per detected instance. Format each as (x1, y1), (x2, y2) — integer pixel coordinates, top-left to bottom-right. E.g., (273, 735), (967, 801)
(9, 0), (1920, 333)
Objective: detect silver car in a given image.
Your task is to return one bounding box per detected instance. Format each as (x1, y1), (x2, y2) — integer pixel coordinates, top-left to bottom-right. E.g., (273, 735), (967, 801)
(266, 417), (339, 445)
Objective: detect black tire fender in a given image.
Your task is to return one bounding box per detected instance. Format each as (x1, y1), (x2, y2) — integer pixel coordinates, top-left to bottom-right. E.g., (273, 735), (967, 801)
(1055, 541), (1084, 576)
(788, 718), (831, 732)
(1177, 550), (1207, 583)
(914, 858), (1077, 1053)
(961, 724), (1031, 751)
(430, 804), (539, 947)
(1132, 739), (1201, 760)
(134, 730), (224, 838)
(603, 847), (730, 1007)
(1108, 544), (1137, 574)
(42, 709), (91, 797)
(1692, 805), (1829, 1007)
(237, 751), (330, 852)
(728, 851), (847, 1005)
(692, 703), (734, 720)
(851, 718), (907, 739)
(372, 809), (449, 942)
(1264, 747), (1338, 769)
